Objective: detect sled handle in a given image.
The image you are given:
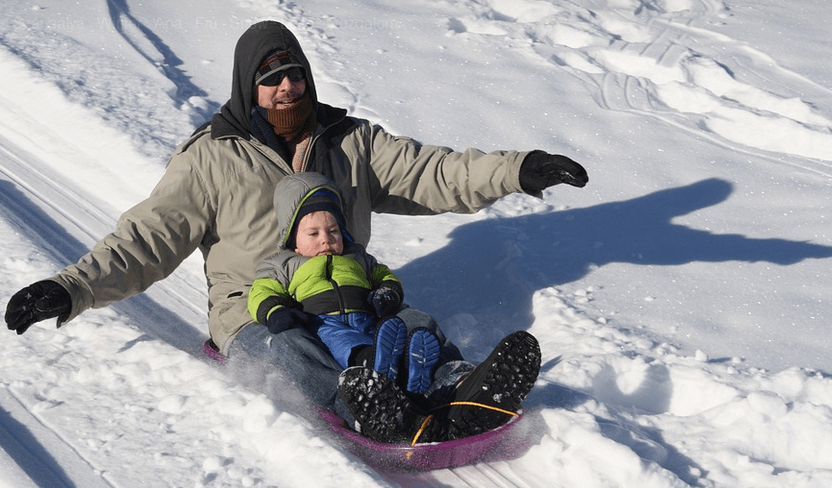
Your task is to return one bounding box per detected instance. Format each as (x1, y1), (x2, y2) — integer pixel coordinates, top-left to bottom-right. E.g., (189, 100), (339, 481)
(410, 402), (520, 446)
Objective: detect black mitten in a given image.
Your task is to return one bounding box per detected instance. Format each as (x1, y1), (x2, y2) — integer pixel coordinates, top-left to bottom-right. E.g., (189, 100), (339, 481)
(264, 307), (312, 335)
(5, 280), (72, 335)
(519, 151), (588, 195)
(369, 281), (403, 318)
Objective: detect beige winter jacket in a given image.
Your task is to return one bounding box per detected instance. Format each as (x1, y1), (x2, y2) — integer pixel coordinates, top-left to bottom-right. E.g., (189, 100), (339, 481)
(49, 21), (529, 355)
(51, 104), (528, 354)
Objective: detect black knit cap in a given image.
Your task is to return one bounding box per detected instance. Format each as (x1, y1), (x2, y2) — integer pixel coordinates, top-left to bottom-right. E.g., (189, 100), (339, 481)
(287, 189), (352, 249)
(255, 49), (305, 85)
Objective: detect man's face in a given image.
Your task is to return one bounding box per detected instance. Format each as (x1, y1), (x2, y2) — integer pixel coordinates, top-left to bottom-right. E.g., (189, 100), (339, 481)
(293, 210), (344, 257)
(256, 72), (307, 110)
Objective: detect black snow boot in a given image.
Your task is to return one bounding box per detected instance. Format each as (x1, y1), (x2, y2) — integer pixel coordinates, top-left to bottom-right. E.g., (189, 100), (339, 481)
(338, 366), (457, 445)
(338, 366), (425, 444)
(439, 330), (541, 439)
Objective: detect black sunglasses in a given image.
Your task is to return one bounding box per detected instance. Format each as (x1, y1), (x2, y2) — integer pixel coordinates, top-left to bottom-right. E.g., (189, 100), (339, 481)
(259, 67), (305, 87)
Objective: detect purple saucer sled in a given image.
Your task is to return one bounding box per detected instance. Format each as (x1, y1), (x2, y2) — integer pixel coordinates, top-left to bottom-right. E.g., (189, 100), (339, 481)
(321, 409), (530, 471)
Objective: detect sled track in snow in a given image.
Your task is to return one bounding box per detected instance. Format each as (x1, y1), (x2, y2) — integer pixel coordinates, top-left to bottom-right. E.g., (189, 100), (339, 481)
(593, 20), (832, 179)
(0, 386), (116, 488)
(0, 102), (209, 486)
(521, 0), (832, 178)
(0, 134), (115, 254)
(383, 461), (540, 488)
(0, 118), (208, 354)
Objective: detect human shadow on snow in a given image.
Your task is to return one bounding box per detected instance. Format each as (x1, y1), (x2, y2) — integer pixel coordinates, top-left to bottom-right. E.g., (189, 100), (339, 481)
(395, 177), (832, 348)
(105, 0), (219, 123)
(393, 177), (832, 481)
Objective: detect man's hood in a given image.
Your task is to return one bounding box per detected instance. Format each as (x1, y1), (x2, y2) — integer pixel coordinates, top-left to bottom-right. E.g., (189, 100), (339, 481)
(273, 173), (349, 250)
(212, 21), (317, 138)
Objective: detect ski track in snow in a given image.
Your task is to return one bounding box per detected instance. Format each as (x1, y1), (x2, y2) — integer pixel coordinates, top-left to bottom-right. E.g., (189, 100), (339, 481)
(1, 0), (832, 487)
(448, 0), (832, 170)
(0, 386), (115, 488)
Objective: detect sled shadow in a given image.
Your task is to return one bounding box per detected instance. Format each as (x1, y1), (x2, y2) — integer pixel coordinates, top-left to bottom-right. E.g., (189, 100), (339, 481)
(395, 178), (832, 350)
(525, 376), (706, 485)
(595, 416), (707, 485)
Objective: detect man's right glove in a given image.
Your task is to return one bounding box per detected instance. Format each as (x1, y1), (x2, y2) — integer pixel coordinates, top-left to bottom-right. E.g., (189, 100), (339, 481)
(264, 307), (313, 335)
(5, 280), (72, 335)
(519, 151), (588, 196)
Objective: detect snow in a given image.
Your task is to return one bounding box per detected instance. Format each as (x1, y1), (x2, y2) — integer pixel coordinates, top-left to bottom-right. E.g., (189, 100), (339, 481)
(1, 0), (831, 486)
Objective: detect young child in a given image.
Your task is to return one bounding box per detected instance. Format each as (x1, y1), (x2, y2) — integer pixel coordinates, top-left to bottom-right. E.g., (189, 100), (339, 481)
(248, 173), (442, 394)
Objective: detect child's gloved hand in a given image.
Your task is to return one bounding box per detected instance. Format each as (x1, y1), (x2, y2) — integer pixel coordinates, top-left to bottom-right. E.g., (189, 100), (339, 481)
(369, 281), (403, 318)
(265, 307), (312, 334)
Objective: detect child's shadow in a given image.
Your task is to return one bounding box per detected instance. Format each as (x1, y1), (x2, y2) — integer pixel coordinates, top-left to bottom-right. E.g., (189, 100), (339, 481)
(396, 178), (832, 348)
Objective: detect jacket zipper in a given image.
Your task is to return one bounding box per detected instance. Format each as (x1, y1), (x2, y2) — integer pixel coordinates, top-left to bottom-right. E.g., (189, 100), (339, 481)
(299, 110), (348, 172)
(325, 254), (347, 316)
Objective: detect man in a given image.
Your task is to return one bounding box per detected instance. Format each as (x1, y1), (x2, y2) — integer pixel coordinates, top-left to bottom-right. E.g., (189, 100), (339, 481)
(5, 21), (587, 439)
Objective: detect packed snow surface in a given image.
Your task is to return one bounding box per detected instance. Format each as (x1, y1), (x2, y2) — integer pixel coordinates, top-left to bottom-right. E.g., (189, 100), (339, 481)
(1, 0), (831, 487)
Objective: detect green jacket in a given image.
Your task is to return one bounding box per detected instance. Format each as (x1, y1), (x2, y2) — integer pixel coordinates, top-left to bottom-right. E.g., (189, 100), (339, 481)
(249, 250), (400, 322)
(249, 173), (401, 323)
(49, 21), (529, 355)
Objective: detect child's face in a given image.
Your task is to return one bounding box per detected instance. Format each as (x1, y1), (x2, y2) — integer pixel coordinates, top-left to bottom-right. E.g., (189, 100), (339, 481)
(294, 210), (344, 257)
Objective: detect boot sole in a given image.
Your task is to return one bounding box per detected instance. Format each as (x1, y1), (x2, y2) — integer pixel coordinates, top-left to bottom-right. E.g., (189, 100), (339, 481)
(337, 366), (422, 444)
(403, 327), (441, 394)
(373, 318), (407, 382)
(445, 330), (541, 437)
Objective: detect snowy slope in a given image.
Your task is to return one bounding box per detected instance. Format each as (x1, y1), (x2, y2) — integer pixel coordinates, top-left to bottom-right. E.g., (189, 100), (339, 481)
(1, 0), (831, 487)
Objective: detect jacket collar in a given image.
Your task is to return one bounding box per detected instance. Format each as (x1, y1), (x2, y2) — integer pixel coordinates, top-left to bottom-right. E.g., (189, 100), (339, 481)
(211, 101), (347, 141)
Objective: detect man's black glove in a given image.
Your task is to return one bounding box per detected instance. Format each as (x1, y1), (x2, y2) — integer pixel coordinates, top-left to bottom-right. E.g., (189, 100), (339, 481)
(264, 307), (313, 335)
(5, 280), (71, 335)
(519, 151), (588, 195)
(369, 281), (403, 318)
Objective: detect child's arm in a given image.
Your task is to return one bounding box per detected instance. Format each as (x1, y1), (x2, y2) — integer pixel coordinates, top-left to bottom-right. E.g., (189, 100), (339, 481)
(248, 277), (294, 324)
(248, 278), (313, 334)
(370, 264), (400, 288)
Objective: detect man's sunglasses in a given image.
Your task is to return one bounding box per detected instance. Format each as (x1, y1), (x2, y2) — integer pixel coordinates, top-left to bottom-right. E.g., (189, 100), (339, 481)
(259, 67), (305, 87)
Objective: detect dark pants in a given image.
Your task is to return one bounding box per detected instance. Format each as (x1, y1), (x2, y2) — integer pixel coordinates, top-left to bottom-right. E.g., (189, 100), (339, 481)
(228, 307), (475, 424)
(229, 323), (355, 422)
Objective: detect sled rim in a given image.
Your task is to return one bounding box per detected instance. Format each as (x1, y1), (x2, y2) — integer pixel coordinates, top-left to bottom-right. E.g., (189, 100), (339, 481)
(321, 408), (529, 470)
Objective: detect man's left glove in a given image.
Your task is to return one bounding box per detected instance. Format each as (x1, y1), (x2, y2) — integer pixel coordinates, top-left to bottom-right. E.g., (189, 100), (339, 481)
(5, 280), (71, 335)
(369, 281), (403, 318)
(519, 151), (588, 196)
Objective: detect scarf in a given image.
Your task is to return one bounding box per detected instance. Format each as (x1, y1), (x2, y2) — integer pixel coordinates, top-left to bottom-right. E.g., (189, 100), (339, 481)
(265, 94), (315, 171)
